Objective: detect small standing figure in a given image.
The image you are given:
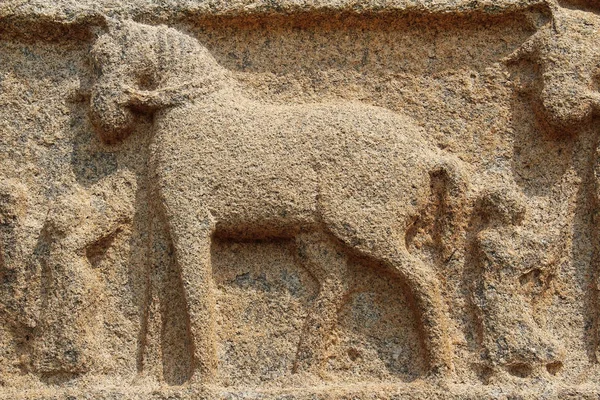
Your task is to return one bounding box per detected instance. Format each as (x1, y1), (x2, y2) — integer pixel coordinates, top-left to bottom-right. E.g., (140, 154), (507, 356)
(32, 171), (136, 376)
(471, 187), (564, 378)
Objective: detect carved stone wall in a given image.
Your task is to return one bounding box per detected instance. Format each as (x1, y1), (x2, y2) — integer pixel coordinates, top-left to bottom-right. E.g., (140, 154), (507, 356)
(1, 0), (600, 398)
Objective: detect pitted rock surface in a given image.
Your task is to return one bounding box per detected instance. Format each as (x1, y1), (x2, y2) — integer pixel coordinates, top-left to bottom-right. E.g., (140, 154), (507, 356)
(1, 1), (600, 398)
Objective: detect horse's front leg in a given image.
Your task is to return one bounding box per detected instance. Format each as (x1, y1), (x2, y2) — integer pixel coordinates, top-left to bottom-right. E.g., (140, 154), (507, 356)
(162, 199), (217, 385)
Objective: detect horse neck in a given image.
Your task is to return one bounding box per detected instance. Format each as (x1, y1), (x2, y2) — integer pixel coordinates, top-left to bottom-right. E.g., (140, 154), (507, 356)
(160, 66), (234, 106)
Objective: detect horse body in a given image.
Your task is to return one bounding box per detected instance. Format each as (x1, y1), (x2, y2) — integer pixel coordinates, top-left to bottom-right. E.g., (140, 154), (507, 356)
(90, 20), (465, 382)
(152, 90), (434, 240)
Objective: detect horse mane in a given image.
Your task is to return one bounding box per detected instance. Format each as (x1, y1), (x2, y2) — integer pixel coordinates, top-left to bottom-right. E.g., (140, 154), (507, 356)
(92, 20), (229, 97)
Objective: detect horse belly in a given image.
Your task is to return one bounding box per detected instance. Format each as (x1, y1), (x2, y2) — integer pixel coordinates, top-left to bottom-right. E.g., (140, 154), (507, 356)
(210, 162), (320, 238)
(154, 136), (319, 238)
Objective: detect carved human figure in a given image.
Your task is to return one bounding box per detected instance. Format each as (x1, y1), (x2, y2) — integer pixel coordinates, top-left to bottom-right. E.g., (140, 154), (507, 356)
(471, 188), (565, 377)
(32, 171), (136, 375)
(88, 20), (469, 382)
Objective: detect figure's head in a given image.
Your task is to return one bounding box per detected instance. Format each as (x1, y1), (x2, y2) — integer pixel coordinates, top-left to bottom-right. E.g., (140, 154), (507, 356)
(506, 0), (600, 134)
(89, 19), (226, 144)
(475, 186), (526, 227)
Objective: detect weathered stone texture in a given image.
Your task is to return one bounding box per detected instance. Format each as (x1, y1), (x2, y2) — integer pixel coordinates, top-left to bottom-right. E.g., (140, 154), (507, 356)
(1, 0), (600, 398)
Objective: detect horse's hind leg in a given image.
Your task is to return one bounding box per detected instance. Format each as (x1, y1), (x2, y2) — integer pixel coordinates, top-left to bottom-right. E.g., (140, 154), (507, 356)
(292, 231), (349, 377)
(399, 250), (452, 376)
(374, 243), (452, 377)
(326, 221), (453, 377)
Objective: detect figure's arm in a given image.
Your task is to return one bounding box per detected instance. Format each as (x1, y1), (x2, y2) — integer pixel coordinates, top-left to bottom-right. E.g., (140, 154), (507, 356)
(78, 170), (137, 250)
(45, 170), (136, 252)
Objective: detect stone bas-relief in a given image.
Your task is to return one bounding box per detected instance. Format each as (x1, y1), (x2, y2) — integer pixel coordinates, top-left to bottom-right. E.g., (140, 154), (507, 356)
(90, 19), (471, 383)
(2, 0), (600, 398)
(469, 188), (566, 378)
(1, 173), (136, 378)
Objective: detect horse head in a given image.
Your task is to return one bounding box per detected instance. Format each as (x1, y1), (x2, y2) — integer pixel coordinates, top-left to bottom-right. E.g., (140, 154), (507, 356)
(89, 19), (227, 144)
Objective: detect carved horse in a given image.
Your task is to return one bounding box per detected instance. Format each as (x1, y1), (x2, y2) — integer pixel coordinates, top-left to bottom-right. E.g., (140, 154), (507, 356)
(89, 20), (468, 383)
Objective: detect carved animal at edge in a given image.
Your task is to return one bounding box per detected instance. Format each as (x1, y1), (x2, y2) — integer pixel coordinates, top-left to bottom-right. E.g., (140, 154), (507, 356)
(88, 19), (469, 383)
(506, 0), (600, 359)
(505, 0), (600, 135)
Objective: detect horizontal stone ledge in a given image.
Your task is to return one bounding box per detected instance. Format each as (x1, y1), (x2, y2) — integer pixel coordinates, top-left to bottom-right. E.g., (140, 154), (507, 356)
(0, 0), (544, 40)
(2, 383), (600, 400)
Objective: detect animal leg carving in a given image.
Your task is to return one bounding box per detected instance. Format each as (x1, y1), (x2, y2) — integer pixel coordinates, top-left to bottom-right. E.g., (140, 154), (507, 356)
(164, 205), (217, 384)
(386, 249), (453, 377)
(292, 231), (349, 377)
